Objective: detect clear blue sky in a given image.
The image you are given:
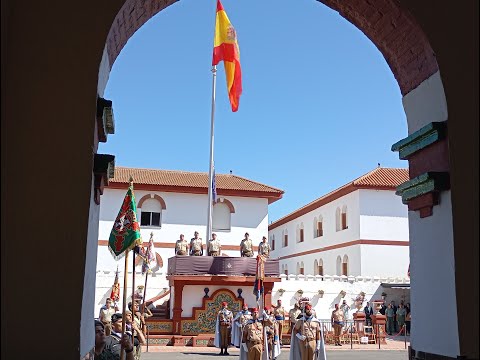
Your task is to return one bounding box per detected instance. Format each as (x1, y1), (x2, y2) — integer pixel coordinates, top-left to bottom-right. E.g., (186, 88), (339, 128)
(101, 0), (408, 222)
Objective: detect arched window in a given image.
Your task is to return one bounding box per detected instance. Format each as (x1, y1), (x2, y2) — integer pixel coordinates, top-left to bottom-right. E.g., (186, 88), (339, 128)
(212, 202), (231, 231)
(139, 197), (163, 227)
(317, 216), (323, 237)
(336, 256), (342, 276)
(341, 206), (348, 230)
(271, 234), (275, 251)
(314, 259), (318, 275)
(283, 229), (288, 247)
(342, 255), (349, 276)
(318, 259), (324, 276)
(300, 261), (305, 275)
(297, 223), (304, 243)
(335, 207), (341, 232)
(282, 264), (288, 275)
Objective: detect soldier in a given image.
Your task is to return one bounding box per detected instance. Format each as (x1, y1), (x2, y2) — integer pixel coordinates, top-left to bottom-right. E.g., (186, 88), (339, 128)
(232, 303), (252, 347)
(263, 307), (280, 360)
(331, 303), (345, 346)
(293, 304), (322, 360)
(242, 308), (264, 360)
(175, 234), (188, 256)
(208, 233), (222, 256)
(215, 301), (233, 355)
(289, 302), (301, 334)
(272, 299), (286, 345)
(258, 236), (271, 258)
(189, 231), (203, 256)
(240, 232), (254, 257)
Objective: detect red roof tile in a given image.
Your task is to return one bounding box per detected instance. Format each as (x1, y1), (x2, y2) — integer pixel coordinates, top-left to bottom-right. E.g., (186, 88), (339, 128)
(108, 167), (284, 202)
(269, 167), (409, 230)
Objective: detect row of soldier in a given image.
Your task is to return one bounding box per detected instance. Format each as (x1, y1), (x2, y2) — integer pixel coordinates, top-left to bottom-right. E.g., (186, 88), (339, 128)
(175, 231), (271, 258)
(214, 299), (327, 360)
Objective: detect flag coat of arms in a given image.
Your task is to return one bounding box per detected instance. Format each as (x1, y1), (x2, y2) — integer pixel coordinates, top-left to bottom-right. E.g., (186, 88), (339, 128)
(108, 182), (142, 259)
(212, 0), (242, 112)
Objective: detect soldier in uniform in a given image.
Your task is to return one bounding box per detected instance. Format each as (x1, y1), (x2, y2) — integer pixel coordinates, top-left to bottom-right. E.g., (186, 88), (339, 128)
(215, 301), (233, 355)
(242, 308), (264, 360)
(272, 299), (286, 345)
(232, 303), (252, 347)
(175, 234), (188, 256)
(189, 231), (203, 256)
(240, 232), (254, 257)
(289, 302), (301, 334)
(294, 304), (322, 360)
(258, 236), (271, 258)
(263, 307), (280, 360)
(208, 233), (222, 256)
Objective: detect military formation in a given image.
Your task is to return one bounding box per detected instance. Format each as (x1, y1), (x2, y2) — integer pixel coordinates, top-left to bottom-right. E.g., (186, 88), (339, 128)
(174, 231), (271, 258)
(214, 299), (326, 360)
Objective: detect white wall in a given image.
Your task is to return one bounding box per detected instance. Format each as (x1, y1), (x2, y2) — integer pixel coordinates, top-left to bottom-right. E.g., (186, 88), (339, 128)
(99, 189), (269, 246)
(359, 189), (409, 241)
(402, 72), (460, 357)
(360, 245), (409, 278)
(269, 191), (360, 268)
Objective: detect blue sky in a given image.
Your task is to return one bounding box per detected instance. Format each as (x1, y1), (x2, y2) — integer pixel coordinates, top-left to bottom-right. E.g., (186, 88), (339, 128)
(101, 0), (408, 222)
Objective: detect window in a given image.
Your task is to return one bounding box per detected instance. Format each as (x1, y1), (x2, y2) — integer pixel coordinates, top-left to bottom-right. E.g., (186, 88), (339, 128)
(299, 261), (304, 275)
(335, 207), (341, 232)
(282, 264), (288, 275)
(336, 256), (342, 276)
(271, 235), (275, 251)
(317, 216), (323, 237)
(318, 259), (324, 276)
(297, 223), (304, 243)
(139, 198), (163, 227)
(300, 228), (304, 242)
(212, 202), (231, 231)
(314, 260), (318, 275)
(283, 229), (288, 247)
(341, 206), (348, 230)
(342, 255), (349, 276)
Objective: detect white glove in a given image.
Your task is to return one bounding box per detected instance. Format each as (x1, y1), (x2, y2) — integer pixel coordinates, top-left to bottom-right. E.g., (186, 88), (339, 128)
(296, 333), (306, 341)
(316, 340), (321, 351)
(242, 343), (248, 352)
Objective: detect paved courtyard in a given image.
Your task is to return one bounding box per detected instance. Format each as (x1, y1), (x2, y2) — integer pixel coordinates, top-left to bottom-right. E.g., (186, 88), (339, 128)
(140, 349), (407, 360)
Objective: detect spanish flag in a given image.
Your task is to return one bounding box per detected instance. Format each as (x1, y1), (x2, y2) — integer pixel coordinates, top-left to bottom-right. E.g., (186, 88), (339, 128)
(212, 0), (242, 112)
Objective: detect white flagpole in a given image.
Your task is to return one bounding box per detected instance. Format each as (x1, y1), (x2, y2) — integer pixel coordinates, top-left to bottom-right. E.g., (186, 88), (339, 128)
(206, 65), (217, 245)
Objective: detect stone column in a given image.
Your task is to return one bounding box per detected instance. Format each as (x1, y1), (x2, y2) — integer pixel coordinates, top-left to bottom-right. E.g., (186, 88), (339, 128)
(172, 282), (185, 336)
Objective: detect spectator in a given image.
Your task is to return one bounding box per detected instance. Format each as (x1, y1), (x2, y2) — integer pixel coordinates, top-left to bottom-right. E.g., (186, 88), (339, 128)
(385, 304), (395, 335)
(396, 304), (407, 334)
(379, 303), (387, 316)
(99, 298), (119, 336)
(405, 304), (412, 336)
(390, 301), (398, 332)
(364, 302), (374, 327)
(94, 318), (135, 360)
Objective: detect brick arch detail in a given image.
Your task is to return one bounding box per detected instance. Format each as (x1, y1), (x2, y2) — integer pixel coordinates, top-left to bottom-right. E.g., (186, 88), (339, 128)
(214, 198), (235, 213)
(137, 194), (166, 210)
(105, 0), (437, 96)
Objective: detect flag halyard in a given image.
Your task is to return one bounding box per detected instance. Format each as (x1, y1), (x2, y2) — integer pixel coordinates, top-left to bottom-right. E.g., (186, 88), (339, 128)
(212, 0), (242, 112)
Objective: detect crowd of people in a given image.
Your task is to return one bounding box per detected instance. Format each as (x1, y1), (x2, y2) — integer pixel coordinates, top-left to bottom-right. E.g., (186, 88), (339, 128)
(175, 231), (271, 258)
(95, 299), (153, 360)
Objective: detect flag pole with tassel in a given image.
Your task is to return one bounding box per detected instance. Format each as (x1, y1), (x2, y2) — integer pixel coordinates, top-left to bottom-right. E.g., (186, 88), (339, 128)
(120, 248), (129, 360)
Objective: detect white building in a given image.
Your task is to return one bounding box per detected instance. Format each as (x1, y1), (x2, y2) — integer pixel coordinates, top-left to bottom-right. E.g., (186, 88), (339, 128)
(95, 166), (284, 314)
(268, 167), (410, 279)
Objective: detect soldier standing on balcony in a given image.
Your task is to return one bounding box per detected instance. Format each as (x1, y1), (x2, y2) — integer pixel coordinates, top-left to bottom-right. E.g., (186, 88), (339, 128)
(208, 233), (222, 256)
(258, 236), (271, 258)
(189, 231), (203, 256)
(240, 232), (254, 257)
(175, 234), (188, 256)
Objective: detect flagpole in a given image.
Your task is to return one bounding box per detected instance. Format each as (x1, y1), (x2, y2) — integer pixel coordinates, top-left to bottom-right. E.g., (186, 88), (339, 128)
(120, 249), (130, 360)
(206, 64), (217, 244)
(132, 246), (136, 311)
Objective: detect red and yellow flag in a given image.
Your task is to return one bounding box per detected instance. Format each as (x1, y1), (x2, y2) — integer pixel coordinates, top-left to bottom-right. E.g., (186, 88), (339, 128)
(212, 0), (242, 112)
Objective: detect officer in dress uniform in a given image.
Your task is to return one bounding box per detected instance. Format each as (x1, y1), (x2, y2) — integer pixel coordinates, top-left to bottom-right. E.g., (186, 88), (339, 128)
(263, 307), (280, 360)
(208, 233), (222, 256)
(272, 299), (286, 345)
(240, 232), (254, 257)
(258, 236), (271, 258)
(293, 304), (322, 360)
(215, 301), (233, 355)
(189, 231), (203, 256)
(175, 234), (188, 256)
(242, 308), (264, 360)
(232, 303), (252, 347)
(289, 302), (301, 334)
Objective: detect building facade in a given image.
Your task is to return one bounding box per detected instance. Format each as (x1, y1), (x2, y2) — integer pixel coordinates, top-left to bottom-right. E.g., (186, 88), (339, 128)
(95, 166), (284, 315)
(269, 167), (410, 278)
